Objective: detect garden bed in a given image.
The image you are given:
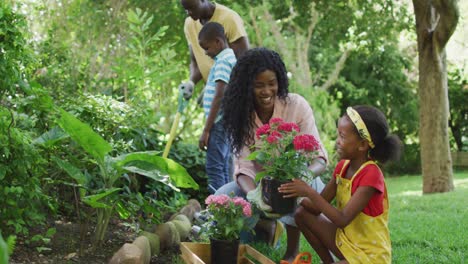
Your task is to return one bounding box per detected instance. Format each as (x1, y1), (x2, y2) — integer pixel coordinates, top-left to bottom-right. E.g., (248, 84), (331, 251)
(9, 217), (180, 264)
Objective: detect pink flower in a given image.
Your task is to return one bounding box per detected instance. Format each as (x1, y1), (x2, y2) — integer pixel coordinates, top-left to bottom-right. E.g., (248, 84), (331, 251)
(278, 122), (300, 133)
(256, 124), (271, 139)
(205, 194), (230, 206)
(269, 118), (284, 125)
(243, 203), (252, 217)
(266, 131), (282, 144)
(293, 134), (320, 152)
(232, 197), (252, 217)
(202, 195), (252, 240)
(252, 119), (320, 182)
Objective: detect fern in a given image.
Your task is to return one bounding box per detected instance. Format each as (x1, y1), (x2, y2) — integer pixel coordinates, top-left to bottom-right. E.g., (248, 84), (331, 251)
(6, 236), (16, 255)
(0, 234), (9, 264)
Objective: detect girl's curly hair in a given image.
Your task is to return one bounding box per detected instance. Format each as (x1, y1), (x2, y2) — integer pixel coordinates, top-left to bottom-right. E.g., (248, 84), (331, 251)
(222, 47), (289, 154)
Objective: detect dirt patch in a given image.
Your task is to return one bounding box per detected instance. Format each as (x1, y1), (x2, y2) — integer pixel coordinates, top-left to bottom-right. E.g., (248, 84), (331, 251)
(9, 217), (182, 264)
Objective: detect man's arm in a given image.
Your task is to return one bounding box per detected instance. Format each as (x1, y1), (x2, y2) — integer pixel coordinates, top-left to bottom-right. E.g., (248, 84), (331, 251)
(199, 80), (226, 150)
(229, 36), (249, 59)
(189, 46), (203, 85)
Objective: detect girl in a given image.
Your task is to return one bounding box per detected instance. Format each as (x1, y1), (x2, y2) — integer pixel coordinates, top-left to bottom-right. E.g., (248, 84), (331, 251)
(216, 47), (328, 262)
(279, 106), (402, 264)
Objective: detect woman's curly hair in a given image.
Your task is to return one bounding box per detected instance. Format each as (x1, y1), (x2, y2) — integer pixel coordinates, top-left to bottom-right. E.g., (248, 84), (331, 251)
(222, 47), (289, 154)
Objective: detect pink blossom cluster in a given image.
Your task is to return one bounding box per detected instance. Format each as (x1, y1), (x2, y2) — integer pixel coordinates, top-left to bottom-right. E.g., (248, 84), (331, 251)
(256, 118), (301, 141)
(205, 195), (252, 217)
(232, 197), (252, 217)
(256, 124), (271, 138)
(266, 130), (282, 144)
(293, 134), (320, 152)
(205, 194), (230, 206)
(277, 122), (300, 133)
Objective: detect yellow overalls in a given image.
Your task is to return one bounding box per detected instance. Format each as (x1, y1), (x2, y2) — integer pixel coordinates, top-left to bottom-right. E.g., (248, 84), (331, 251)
(335, 160), (391, 264)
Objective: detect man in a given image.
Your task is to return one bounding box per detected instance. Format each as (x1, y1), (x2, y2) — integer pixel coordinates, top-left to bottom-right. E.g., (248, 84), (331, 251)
(179, 0), (249, 98)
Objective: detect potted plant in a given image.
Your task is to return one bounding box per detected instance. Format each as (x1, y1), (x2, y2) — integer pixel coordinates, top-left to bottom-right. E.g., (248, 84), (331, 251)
(248, 118), (320, 214)
(200, 194), (252, 264)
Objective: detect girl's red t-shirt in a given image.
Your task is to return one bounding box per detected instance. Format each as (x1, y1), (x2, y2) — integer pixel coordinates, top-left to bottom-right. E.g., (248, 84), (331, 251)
(333, 160), (385, 216)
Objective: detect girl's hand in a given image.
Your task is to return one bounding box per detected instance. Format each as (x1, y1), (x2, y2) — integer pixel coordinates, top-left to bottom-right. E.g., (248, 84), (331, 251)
(278, 178), (313, 198)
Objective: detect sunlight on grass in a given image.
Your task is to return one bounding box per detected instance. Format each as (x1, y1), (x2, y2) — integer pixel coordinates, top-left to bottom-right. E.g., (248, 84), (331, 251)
(388, 170), (468, 264)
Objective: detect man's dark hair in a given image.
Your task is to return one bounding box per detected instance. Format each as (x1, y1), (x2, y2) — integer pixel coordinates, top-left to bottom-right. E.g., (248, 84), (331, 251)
(199, 22), (226, 42)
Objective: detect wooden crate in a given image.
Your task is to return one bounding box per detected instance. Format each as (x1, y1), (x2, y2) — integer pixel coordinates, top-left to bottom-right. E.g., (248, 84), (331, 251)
(180, 242), (275, 264)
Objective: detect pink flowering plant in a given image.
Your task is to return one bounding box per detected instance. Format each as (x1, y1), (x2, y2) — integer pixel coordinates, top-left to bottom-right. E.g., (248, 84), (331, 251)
(248, 117), (321, 182)
(201, 194), (252, 241)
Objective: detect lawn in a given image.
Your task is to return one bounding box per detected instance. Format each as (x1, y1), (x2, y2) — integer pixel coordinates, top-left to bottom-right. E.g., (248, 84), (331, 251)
(248, 170), (468, 264)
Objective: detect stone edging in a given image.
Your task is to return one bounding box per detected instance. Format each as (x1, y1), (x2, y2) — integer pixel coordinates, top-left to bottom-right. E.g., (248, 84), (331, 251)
(109, 199), (202, 264)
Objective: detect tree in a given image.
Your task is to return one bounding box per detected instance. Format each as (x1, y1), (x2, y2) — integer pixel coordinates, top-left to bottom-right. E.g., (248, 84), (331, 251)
(412, 0), (459, 193)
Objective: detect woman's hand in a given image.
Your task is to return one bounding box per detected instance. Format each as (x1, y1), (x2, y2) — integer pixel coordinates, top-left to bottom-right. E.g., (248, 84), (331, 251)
(278, 178), (315, 198)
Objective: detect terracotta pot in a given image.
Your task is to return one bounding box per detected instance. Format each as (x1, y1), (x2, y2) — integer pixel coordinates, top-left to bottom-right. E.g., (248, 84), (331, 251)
(261, 176), (296, 214)
(210, 238), (239, 264)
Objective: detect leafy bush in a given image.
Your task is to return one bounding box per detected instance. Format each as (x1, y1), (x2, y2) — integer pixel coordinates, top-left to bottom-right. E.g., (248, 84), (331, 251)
(448, 68), (467, 151)
(0, 3), (53, 237)
(0, 106), (54, 236)
(45, 109), (198, 247)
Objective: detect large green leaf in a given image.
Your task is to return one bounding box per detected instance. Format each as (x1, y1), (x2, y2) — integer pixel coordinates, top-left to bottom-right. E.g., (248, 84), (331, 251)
(33, 126), (69, 147)
(82, 188), (121, 209)
(52, 156), (88, 198)
(114, 151), (199, 190)
(0, 234), (8, 264)
(57, 109), (112, 161)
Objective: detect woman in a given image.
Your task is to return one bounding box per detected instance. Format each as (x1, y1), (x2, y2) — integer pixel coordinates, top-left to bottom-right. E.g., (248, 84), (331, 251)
(216, 47), (328, 263)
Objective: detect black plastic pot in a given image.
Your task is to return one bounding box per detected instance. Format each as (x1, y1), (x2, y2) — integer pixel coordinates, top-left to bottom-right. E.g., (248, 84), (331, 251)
(261, 177), (296, 214)
(210, 238), (239, 264)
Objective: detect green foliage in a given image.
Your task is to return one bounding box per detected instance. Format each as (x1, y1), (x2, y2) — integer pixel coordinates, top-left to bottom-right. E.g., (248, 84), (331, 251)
(0, 234), (8, 264)
(49, 108), (198, 246)
(30, 228), (55, 253)
(169, 142), (208, 201)
(0, 105), (53, 236)
(331, 44), (419, 173)
(448, 67), (468, 151)
(0, 2), (34, 100)
(333, 44), (418, 137)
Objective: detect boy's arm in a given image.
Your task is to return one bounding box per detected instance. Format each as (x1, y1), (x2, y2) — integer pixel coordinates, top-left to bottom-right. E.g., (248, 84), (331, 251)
(199, 80), (226, 150)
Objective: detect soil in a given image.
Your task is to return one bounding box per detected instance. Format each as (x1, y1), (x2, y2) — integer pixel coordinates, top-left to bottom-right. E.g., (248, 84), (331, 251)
(9, 217), (181, 264)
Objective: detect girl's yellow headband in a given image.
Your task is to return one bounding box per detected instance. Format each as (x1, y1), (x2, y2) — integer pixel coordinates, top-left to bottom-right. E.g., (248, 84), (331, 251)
(346, 107), (375, 149)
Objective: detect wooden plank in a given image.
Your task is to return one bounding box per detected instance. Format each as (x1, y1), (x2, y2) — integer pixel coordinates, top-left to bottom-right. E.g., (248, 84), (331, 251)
(244, 245), (275, 264)
(180, 242), (274, 264)
(180, 242), (210, 264)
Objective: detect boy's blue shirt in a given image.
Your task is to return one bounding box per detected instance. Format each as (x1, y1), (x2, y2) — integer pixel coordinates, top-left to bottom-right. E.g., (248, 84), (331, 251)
(203, 48), (237, 120)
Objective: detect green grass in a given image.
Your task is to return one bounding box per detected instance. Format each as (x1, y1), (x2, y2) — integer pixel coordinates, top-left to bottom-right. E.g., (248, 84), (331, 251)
(252, 170), (468, 263)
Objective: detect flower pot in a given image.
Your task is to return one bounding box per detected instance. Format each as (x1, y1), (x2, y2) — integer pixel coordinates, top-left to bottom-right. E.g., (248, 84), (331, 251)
(261, 177), (296, 214)
(210, 238), (239, 264)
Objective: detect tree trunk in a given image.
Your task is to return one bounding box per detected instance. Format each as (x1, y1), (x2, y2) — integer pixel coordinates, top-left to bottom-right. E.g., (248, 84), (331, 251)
(412, 0), (458, 193)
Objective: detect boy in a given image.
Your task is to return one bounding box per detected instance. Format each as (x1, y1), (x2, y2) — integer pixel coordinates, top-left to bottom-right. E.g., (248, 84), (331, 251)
(197, 22), (236, 193)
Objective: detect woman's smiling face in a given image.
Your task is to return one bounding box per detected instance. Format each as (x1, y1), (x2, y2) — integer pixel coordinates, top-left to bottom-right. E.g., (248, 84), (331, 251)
(253, 70), (278, 115)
